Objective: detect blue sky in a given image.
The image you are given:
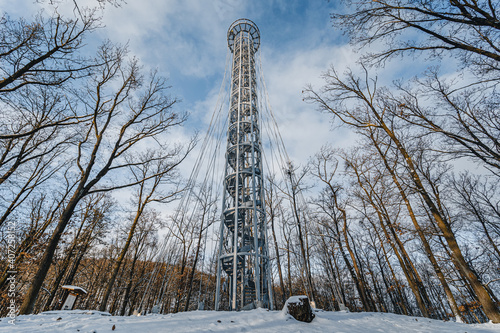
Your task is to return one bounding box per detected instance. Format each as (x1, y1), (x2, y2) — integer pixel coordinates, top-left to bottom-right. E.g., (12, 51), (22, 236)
(92, 0), (352, 164)
(0, 0), (414, 170)
(2, 0), (475, 245)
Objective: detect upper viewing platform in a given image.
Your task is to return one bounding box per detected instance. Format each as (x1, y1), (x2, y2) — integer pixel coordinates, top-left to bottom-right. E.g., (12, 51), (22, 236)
(227, 18), (260, 53)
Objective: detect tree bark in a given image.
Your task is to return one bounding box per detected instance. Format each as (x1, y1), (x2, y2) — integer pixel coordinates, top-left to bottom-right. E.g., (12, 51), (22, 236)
(383, 125), (500, 322)
(368, 129), (462, 320)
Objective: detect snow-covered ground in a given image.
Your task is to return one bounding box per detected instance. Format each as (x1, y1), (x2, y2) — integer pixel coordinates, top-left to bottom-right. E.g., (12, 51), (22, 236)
(2, 308), (500, 333)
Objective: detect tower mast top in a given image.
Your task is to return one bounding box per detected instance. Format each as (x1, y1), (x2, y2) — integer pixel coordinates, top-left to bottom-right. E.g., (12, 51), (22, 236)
(227, 18), (260, 53)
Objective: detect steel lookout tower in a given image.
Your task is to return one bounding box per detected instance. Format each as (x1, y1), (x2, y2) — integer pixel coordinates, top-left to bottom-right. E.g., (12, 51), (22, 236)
(215, 18), (273, 311)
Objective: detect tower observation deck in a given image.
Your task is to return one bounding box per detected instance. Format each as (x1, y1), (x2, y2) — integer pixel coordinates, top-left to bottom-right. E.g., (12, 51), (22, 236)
(215, 19), (273, 311)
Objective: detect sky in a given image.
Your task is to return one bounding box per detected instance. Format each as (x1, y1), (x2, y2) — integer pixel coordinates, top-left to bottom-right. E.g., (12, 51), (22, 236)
(4, 0), (469, 214)
(1, 0), (361, 167)
(100, 0), (355, 166)
(1, 0), (470, 212)
(2, 0), (471, 176)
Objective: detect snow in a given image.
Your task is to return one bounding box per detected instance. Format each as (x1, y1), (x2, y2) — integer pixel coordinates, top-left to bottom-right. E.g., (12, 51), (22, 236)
(281, 295), (310, 316)
(1, 308), (500, 333)
(61, 285), (88, 294)
(41, 310), (111, 316)
(283, 295), (307, 304)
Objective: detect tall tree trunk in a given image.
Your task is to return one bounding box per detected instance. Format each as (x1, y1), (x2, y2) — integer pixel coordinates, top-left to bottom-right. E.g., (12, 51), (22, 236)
(335, 219), (371, 311)
(371, 230), (401, 314)
(375, 203), (430, 317)
(174, 244), (189, 313)
(332, 193), (374, 312)
(366, 258), (386, 312)
(369, 129), (463, 320)
(99, 203), (146, 312)
(269, 200), (286, 304)
(19, 186), (84, 314)
(319, 232), (345, 310)
(382, 125), (500, 322)
(62, 213), (100, 287)
(0, 200), (59, 289)
(282, 222), (292, 296)
(42, 220), (85, 311)
(184, 209), (209, 312)
(306, 68), (500, 322)
(348, 228), (377, 311)
(332, 253), (348, 307)
(288, 174), (316, 304)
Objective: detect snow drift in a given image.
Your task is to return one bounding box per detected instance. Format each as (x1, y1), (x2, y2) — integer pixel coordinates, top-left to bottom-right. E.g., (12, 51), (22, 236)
(1, 308), (500, 333)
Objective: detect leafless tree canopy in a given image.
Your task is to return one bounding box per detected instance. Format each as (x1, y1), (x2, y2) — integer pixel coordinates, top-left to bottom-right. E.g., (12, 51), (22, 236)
(333, 0), (500, 74)
(0, 0), (499, 325)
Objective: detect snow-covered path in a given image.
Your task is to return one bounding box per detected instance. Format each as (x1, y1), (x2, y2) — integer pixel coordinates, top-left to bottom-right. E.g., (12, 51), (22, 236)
(2, 308), (500, 333)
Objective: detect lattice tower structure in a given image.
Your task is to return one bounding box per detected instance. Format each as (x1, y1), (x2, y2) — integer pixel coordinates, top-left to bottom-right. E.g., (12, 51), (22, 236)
(215, 18), (272, 311)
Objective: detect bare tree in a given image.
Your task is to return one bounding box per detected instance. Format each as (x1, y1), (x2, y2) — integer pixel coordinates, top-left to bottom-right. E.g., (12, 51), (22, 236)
(265, 174), (287, 305)
(332, 0), (500, 74)
(0, 4), (113, 235)
(118, 211), (160, 316)
(168, 209), (196, 313)
(0, 7), (101, 93)
(99, 152), (187, 312)
(342, 149), (434, 317)
(281, 162), (317, 305)
(309, 150), (375, 312)
(331, 1), (500, 174)
(183, 186), (217, 312)
(394, 74), (500, 175)
(305, 67), (500, 322)
(18, 42), (191, 314)
(450, 173), (500, 262)
(42, 193), (114, 311)
(0, 177), (74, 291)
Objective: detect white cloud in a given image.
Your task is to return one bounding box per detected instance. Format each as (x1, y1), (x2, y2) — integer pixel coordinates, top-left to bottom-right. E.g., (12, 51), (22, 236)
(1, 0), (360, 206)
(261, 43), (360, 164)
(97, 0), (247, 79)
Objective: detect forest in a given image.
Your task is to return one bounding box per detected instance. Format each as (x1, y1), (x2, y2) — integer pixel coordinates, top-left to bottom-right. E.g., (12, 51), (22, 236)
(0, 0), (499, 325)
